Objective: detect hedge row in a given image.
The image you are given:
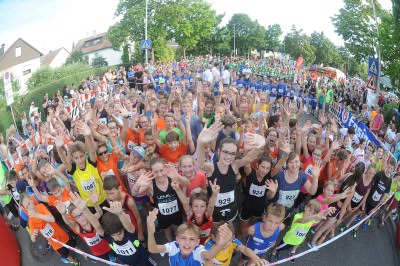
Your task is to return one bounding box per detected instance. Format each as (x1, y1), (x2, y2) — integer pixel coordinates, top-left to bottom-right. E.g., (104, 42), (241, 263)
(0, 66), (108, 136)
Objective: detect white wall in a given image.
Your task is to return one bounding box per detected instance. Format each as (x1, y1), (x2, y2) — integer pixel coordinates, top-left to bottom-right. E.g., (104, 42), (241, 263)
(50, 49), (69, 68)
(2, 58), (41, 94)
(85, 48), (122, 66)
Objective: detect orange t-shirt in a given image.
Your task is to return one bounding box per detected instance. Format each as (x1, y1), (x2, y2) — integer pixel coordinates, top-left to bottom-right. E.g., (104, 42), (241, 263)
(47, 188), (71, 207)
(97, 153), (127, 192)
(28, 204), (69, 250)
(159, 143), (187, 163)
(125, 128), (139, 154)
(13, 157), (25, 178)
(186, 171), (207, 197)
(156, 117), (166, 131)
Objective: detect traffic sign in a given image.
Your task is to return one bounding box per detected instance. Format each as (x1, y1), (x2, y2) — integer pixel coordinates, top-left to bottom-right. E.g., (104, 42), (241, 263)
(368, 56), (379, 77)
(3, 71), (14, 106)
(366, 75), (377, 91)
(140, 40), (151, 50)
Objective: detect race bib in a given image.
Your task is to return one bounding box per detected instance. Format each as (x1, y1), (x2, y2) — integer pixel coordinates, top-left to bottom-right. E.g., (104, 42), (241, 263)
(127, 141), (137, 152)
(254, 246), (271, 255)
(294, 227), (308, 239)
(278, 190), (300, 208)
(372, 190), (382, 202)
(81, 177), (96, 192)
(113, 241), (137, 256)
(352, 191), (363, 204)
(158, 199), (179, 215)
(215, 190), (235, 207)
(249, 183), (266, 197)
(41, 223), (55, 238)
(84, 233), (101, 246)
(199, 228), (211, 239)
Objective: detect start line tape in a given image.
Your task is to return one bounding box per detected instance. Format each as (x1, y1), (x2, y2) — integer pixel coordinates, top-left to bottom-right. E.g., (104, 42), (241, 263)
(269, 203), (385, 265)
(50, 237), (125, 266)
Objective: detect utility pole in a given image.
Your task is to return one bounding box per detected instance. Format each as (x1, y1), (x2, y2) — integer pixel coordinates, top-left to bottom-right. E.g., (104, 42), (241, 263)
(233, 24), (236, 57)
(370, 0), (381, 91)
(145, 0), (148, 64)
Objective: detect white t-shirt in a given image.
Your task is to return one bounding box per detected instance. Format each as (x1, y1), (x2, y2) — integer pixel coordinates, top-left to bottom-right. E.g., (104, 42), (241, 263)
(222, 69), (231, 85)
(243, 68), (252, 79)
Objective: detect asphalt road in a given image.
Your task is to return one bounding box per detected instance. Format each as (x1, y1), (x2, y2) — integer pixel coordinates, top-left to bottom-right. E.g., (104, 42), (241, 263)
(13, 113), (400, 265)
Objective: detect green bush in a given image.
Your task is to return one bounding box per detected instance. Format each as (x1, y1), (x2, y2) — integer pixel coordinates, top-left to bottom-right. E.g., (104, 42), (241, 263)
(383, 101), (399, 124)
(0, 66), (108, 136)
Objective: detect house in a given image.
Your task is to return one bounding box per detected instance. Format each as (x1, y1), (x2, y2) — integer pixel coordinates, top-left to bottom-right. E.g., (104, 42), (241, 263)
(0, 38), (43, 94)
(41, 47), (70, 68)
(71, 32), (122, 66)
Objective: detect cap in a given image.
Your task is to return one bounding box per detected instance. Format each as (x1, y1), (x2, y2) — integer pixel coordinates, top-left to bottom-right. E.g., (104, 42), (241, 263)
(158, 78), (166, 84)
(16, 180), (27, 194)
(131, 146), (145, 158)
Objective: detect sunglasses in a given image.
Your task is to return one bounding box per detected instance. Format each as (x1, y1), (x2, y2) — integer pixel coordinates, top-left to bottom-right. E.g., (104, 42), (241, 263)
(97, 150), (108, 156)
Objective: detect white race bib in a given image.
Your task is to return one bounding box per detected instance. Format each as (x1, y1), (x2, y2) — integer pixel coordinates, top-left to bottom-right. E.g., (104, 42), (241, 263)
(215, 190), (235, 207)
(352, 191), (363, 204)
(113, 241), (137, 256)
(249, 183), (266, 197)
(84, 233), (101, 246)
(294, 227), (308, 239)
(372, 190), (382, 202)
(158, 200), (179, 215)
(41, 223), (55, 238)
(278, 190), (300, 208)
(81, 177), (96, 192)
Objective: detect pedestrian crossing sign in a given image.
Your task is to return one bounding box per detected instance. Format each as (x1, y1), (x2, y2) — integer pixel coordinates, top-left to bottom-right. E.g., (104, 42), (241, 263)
(368, 56), (379, 77)
(366, 75), (377, 91)
(141, 40), (151, 50)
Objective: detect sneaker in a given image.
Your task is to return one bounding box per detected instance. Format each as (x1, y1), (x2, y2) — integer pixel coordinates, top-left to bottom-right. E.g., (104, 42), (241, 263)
(307, 241), (319, 250)
(339, 225), (348, 233)
(289, 251), (296, 263)
(310, 228), (315, 234)
(354, 215), (361, 222)
(73, 260), (80, 266)
(363, 223), (368, 232)
(352, 229), (357, 239)
(367, 219), (371, 226)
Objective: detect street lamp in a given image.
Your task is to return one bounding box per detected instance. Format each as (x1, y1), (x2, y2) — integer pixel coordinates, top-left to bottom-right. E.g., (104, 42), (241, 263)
(145, 0), (148, 65)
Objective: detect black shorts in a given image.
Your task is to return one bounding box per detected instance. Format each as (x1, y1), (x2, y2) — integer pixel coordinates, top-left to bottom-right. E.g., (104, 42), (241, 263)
(239, 207), (264, 221)
(157, 214), (183, 230)
(365, 201), (378, 215)
(56, 237), (76, 259)
(213, 204), (238, 223)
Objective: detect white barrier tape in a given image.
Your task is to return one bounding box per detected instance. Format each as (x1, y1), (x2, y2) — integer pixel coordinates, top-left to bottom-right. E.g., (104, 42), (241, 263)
(50, 237), (126, 266)
(268, 203), (384, 265)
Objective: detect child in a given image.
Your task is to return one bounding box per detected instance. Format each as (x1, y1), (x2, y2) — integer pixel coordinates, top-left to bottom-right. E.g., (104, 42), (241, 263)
(101, 201), (150, 265)
(0, 170), (20, 218)
(239, 203), (285, 265)
(21, 194), (80, 265)
(179, 155), (207, 197)
(204, 223), (268, 266)
(147, 208), (233, 265)
(103, 175), (144, 241)
(270, 199), (334, 263)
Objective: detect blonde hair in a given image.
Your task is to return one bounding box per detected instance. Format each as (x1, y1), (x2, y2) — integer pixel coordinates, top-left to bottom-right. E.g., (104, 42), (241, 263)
(266, 203), (285, 220)
(176, 223), (200, 238)
(306, 199), (321, 214)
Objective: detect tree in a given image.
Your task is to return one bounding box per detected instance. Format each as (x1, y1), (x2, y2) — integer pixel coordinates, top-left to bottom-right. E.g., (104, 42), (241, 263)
(65, 50), (87, 65)
(227, 14), (265, 55)
(265, 24), (282, 52)
(310, 31), (344, 68)
(108, 0), (218, 61)
(121, 45), (130, 64)
(283, 25), (316, 65)
(91, 56), (108, 68)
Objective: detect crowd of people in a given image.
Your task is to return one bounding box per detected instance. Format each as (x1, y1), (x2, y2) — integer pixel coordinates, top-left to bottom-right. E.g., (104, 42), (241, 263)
(0, 56), (399, 265)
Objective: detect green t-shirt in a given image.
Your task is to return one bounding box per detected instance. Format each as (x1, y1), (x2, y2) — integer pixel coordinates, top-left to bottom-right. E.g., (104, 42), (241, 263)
(283, 213), (316, 246)
(0, 166), (12, 204)
(390, 179), (400, 201)
(159, 128), (183, 144)
(326, 89), (333, 104)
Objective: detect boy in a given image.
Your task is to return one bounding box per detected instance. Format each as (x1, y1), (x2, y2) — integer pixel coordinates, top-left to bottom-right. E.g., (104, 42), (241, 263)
(239, 203), (285, 265)
(270, 199), (334, 263)
(0, 170), (20, 218)
(101, 201), (150, 265)
(147, 208), (233, 265)
(204, 223), (267, 266)
(103, 175), (144, 241)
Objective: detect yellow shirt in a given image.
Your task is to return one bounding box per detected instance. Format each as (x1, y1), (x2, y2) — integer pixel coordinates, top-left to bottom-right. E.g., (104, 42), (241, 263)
(70, 159), (106, 207)
(204, 237), (242, 266)
(251, 103), (268, 113)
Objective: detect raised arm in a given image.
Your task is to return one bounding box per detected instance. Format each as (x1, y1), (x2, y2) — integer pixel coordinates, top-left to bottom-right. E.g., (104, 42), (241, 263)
(196, 122), (223, 176)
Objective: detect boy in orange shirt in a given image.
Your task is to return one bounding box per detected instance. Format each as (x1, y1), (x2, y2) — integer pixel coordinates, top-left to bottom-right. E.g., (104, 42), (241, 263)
(21, 194), (80, 265)
(102, 175), (145, 242)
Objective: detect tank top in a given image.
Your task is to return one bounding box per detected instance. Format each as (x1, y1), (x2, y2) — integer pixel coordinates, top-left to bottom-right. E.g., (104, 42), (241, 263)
(188, 213), (213, 244)
(152, 177), (182, 224)
(243, 170), (270, 211)
(121, 193), (139, 231)
(351, 176), (372, 208)
(208, 164), (238, 222)
(78, 223), (110, 256)
(245, 222), (280, 256)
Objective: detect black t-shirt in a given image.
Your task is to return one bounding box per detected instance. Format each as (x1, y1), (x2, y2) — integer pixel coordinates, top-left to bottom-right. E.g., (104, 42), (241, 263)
(367, 170), (392, 205)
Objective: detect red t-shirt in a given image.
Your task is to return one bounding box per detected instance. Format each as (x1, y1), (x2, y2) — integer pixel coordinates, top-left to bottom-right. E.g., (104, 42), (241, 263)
(159, 143), (187, 163)
(186, 171), (207, 197)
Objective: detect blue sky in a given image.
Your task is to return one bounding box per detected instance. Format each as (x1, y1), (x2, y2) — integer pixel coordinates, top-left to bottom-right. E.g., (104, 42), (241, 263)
(0, 0), (393, 55)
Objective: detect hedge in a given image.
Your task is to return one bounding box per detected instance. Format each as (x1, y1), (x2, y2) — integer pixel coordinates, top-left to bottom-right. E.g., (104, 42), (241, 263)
(0, 66), (108, 136)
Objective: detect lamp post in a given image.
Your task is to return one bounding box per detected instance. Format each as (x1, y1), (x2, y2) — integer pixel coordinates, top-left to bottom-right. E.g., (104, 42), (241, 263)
(145, 0), (148, 64)
(233, 24), (236, 57)
(370, 0), (381, 91)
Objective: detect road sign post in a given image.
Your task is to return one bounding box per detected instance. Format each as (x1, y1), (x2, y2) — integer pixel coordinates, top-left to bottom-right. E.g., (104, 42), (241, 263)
(3, 71), (19, 134)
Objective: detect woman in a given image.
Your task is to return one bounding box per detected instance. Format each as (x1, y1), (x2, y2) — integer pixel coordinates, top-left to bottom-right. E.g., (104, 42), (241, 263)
(196, 121), (266, 223)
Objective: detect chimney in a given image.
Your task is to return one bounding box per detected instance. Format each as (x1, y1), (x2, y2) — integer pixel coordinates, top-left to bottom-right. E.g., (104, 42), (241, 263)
(93, 30), (96, 36)
(0, 44), (5, 57)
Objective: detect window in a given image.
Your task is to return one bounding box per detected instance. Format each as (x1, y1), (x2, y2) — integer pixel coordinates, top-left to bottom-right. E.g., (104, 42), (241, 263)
(15, 47), (21, 57)
(23, 69), (31, 75)
(84, 37), (102, 47)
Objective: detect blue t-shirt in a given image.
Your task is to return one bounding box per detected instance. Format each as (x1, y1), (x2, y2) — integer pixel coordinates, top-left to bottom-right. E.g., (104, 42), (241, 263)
(274, 170), (308, 208)
(163, 241), (205, 266)
(245, 222), (280, 257)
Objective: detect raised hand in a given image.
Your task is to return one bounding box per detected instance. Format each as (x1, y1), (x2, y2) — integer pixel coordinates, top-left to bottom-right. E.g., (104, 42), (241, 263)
(54, 200), (67, 215)
(136, 171), (154, 188)
(89, 192), (100, 206)
(171, 178), (180, 191)
(54, 136), (65, 148)
(69, 191), (89, 212)
(209, 179), (220, 194)
(197, 121), (223, 144)
(102, 201), (124, 214)
(265, 179), (278, 194)
(165, 164), (179, 179)
(311, 162), (322, 178)
(215, 223), (233, 247)
(245, 133), (266, 150)
(147, 208), (158, 233)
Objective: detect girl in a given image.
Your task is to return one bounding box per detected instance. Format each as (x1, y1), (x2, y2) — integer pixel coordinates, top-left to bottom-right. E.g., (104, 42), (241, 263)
(179, 155), (207, 197)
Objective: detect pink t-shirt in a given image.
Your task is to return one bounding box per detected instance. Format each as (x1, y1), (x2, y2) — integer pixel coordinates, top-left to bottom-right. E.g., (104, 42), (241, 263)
(316, 194), (331, 212)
